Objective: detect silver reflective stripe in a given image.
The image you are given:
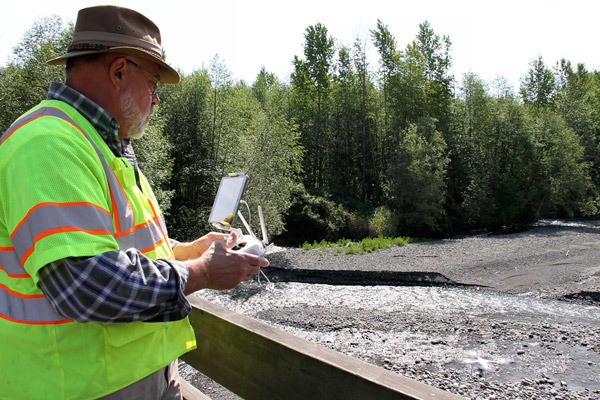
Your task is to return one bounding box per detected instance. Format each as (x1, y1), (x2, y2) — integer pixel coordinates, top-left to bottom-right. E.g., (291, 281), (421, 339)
(13, 107), (133, 232)
(86, 142), (135, 235)
(11, 203), (114, 264)
(3, 106), (135, 234)
(0, 284), (72, 324)
(117, 217), (166, 251)
(0, 105), (165, 325)
(158, 215), (168, 235)
(0, 247), (28, 277)
(1, 107), (123, 325)
(6, 105), (164, 258)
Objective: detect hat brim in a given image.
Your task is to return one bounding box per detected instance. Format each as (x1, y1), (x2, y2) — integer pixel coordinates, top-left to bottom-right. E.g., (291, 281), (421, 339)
(47, 47), (180, 84)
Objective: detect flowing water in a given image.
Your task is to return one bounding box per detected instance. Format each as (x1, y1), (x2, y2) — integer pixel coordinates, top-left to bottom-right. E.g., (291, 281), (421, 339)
(187, 281), (600, 398)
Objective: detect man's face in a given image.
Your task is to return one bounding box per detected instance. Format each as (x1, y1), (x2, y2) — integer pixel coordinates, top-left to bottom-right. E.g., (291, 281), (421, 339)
(120, 58), (161, 139)
(120, 85), (153, 139)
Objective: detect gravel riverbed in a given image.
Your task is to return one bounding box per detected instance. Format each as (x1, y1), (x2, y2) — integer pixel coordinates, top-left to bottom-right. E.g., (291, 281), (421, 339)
(185, 220), (600, 400)
(267, 220), (600, 302)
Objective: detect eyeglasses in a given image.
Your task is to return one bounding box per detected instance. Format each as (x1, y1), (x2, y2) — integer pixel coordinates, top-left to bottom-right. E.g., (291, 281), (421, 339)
(125, 58), (162, 96)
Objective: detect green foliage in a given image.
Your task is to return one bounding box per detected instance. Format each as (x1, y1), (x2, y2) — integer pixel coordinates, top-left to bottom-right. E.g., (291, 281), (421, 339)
(301, 236), (415, 254)
(384, 119), (450, 235)
(231, 82), (303, 239)
(520, 56), (557, 108)
(555, 61), (600, 190)
(414, 21), (453, 132)
(453, 75), (539, 229)
(369, 206), (398, 238)
(277, 185), (365, 245)
(527, 108), (597, 218)
(158, 65), (302, 241)
(132, 108), (174, 215)
(158, 70), (216, 240)
(370, 20), (400, 184)
(371, 19), (400, 78)
(290, 23), (335, 190)
(4, 16), (600, 248)
(448, 69), (597, 230)
(0, 16), (72, 130)
(327, 41), (380, 205)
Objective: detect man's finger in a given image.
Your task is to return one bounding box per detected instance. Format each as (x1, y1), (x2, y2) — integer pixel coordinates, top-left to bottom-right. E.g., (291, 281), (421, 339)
(253, 256), (269, 267)
(212, 240), (227, 252)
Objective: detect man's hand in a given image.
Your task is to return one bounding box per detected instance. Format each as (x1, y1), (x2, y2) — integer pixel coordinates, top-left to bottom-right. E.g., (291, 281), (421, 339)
(173, 231), (239, 261)
(184, 240), (269, 295)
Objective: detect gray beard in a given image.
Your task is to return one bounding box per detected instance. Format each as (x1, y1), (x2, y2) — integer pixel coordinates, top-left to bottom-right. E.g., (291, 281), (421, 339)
(120, 88), (149, 139)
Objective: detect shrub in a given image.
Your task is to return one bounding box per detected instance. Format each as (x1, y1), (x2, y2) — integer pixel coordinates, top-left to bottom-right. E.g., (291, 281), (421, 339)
(277, 185), (364, 245)
(369, 206), (398, 237)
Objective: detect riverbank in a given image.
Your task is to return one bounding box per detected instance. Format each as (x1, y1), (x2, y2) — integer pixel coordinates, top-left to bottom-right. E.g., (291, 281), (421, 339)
(185, 220), (600, 400)
(266, 220), (600, 304)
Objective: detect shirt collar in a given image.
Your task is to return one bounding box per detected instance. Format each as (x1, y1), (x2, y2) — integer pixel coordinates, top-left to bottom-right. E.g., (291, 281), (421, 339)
(48, 82), (123, 156)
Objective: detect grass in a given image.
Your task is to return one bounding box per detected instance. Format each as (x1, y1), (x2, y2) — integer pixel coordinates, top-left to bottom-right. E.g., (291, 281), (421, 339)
(301, 236), (417, 254)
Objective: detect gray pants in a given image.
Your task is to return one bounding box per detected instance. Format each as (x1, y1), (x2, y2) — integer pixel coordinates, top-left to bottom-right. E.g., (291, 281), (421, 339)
(100, 359), (182, 400)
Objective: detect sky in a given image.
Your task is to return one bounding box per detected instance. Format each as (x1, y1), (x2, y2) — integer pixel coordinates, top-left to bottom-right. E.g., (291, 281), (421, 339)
(1, 0), (599, 91)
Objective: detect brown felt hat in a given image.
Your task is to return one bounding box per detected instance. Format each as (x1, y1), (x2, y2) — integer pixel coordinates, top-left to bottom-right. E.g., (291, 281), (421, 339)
(47, 5), (180, 83)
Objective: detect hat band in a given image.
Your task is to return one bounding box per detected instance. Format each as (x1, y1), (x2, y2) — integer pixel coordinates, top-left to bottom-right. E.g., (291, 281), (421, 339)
(70, 30), (163, 59)
(66, 43), (164, 62)
(68, 43), (112, 52)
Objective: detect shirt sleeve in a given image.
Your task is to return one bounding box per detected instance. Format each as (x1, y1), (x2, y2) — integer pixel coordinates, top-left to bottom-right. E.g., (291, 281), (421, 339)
(37, 250), (192, 323)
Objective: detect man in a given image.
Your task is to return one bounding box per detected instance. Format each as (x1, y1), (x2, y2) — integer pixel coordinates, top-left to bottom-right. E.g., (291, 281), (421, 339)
(0, 5), (268, 399)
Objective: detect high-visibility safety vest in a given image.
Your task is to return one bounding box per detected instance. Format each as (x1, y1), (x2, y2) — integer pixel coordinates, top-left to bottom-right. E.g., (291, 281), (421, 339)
(0, 100), (196, 399)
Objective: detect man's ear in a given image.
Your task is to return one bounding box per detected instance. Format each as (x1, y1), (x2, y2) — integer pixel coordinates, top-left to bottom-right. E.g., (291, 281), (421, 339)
(108, 57), (128, 90)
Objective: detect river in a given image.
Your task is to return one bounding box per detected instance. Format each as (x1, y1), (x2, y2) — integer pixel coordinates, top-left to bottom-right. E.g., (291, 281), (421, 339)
(183, 281), (600, 399)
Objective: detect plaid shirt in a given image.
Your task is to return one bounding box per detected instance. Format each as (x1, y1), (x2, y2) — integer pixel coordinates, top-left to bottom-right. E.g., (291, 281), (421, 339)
(37, 82), (191, 323)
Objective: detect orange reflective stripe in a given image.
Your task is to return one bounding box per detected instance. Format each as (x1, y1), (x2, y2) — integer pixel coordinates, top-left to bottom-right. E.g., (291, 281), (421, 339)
(0, 282), (43, 298)
(0, 246), (29, 278)
(3, 107), (136, 237)
(115, 216), (166, 253)
(11, 201), (111, 239)
(10, 202), (114, 266)
(20, 227), (113, 267)
(0, 283), (73, 325)
(139, 235), (169, 255)
(0, 312), (72, 325)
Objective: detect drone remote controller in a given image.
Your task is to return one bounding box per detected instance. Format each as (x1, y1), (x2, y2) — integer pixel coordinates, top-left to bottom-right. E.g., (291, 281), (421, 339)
(207, 173), (269, 257)
(229, 205), (269, 257)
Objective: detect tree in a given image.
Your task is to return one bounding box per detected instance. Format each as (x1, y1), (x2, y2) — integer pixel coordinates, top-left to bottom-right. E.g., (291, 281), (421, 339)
(384, 118), (449, 235)
(328, 45), (357, 200)
(555, 60), (600, 190)
(414, 21), (453, 133)
(325, 40), (379, 206)
(445, 73), (494, 230)
(0, 16), (72, 130)
(159, 70), (215, 240)
(132, 108), (174, 215)
(352, 38), (379, 204)
(236, 94), (303, 238)
(451, 74), (538, 229)
(520, 56), (557, 109)
(252, 67), (277, 108)
(290, 23), (335, 190)
(528, 109), (597, 218)
(370, 19), (400, 164)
